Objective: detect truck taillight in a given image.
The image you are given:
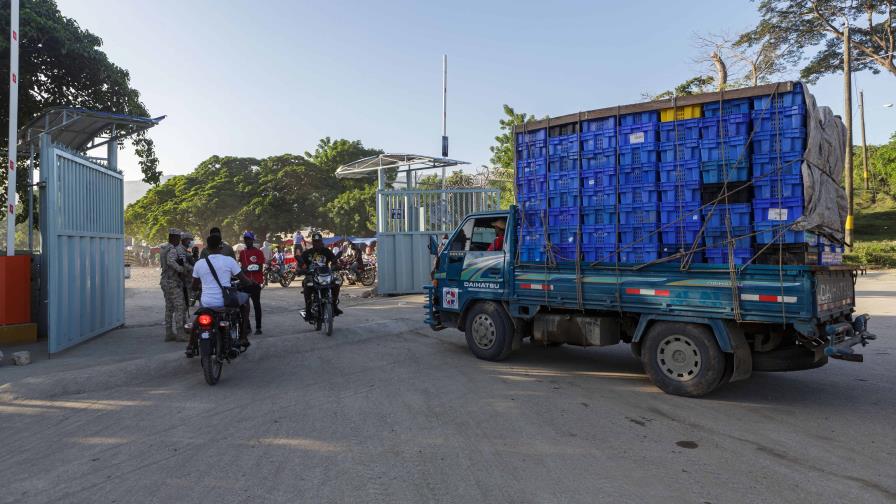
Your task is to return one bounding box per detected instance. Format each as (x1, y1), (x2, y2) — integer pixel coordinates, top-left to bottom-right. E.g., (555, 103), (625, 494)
(197, 314), (213, 328)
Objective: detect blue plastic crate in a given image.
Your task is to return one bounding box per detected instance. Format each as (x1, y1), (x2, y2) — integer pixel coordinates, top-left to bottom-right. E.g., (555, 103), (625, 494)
(548, 226), (578, 247)
(705, 226), (752, 249)
(582, 205), (618, 226)
(753, 153), (802, 179)
(660, 220), (703, 244)
(700, 136), (749, 162)
(516, 141), (546, 161)
(619, 183), (660, 205)
(619, 204), (659, 225)
(548, 171), (577, 192)
(699, 114), (750, 139)
(583, 245), (618, 263)
(517, 174), (547, 197)
(582, 224), (617, 247)
(753, 222), (816, 244)
(619, 123), (660, 147)
(702, 203), (751, 229)
(700, 159), (749, 184)
(619, 144), (660, 166)
(582, 167), (617, 189)
(751, 106), (806, 132)
(548, 134), (579, 157)
(519, 209), (546, 230)
(753, 175), (803, 200)
(549, 155), (578, 173)
(548, 190), (580, 210)
(581, 186), (616, 207)
(518, 194), (546, 212)
(752, 83), (803, 110)
(619, 244), (660, 264)
(659, 119), (702, 143)
(517, 129), (547, 144)
(518, 158), (547, 178)
(659, 159), (701, 183)
(752, 128), (806, 156)
(619, 163), (659, 185)
(581, 129), (616, 153)
(519, 246), (546, 263)
(582, 117), (616, 132)
(581, 149), (616, 171)
(660, 201), (702, 226)
(620, 224), (659, 244)
(659, 140), (701, 162)
(661, 243), (705, 264)
(619, 111), (658, 126)
(753, 196), (803, 225)
(705, 247), (752, 265)
(659, 180), (701, 204)
(703, 98), (751, 117)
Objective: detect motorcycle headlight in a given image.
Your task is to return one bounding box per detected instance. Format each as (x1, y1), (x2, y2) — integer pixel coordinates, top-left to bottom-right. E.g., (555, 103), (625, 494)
(317, 274), (332, 283)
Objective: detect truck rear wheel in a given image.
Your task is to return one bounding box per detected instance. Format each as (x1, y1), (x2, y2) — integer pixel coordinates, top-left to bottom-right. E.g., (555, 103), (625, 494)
(464, 301), (513, 361)
(641, 322), (725, 397)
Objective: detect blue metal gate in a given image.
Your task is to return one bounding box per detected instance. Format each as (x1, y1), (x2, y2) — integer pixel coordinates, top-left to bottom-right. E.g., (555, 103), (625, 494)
(40, 140), (125, 353)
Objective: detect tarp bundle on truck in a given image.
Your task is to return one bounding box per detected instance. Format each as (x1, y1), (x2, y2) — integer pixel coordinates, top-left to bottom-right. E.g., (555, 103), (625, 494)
(514, 81), (847, 267)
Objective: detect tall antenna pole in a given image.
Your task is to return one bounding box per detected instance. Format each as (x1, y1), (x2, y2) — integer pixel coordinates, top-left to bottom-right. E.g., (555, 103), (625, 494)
(441, 54), (447, 189)
(6, 0), (20, 256)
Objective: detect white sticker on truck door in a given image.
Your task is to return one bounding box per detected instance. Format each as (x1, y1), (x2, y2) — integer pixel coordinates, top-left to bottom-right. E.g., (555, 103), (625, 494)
(443, 287), (458, 309)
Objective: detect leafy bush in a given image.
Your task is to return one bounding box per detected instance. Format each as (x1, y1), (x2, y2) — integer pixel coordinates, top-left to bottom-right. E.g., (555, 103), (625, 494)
(844, 241), (896, 269)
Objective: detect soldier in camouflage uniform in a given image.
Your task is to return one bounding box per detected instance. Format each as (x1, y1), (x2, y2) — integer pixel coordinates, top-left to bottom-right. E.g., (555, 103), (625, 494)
(161, 228), (186, 341)
(175, 231), (196, 339)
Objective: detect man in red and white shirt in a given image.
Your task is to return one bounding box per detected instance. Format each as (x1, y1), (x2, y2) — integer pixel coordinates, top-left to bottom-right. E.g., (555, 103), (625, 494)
(239, 231), (266, 335)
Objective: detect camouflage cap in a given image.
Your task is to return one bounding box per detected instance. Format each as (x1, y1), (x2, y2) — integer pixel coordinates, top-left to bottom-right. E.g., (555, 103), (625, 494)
(168, 227), (181, 236)
(180, 231), (193, 240)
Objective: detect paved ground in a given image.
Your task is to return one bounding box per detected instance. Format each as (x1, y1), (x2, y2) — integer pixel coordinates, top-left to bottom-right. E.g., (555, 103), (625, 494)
(0, 268), (894, 503)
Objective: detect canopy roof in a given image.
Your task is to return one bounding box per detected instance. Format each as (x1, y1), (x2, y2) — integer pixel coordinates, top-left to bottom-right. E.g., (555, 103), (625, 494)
(18, 106), (165, 152)
(335, 153), (468, 179)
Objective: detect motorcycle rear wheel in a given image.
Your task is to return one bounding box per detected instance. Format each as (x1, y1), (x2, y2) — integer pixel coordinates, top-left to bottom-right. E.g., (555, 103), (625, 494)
(360, 269), (376, 287)
(200, 334), (223, 385)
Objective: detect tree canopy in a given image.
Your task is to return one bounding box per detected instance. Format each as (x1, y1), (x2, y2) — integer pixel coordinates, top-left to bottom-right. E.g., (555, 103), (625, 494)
(738, 0), (896, 83)
(0, 0), (160, 224)
(489, 105), (535, 208)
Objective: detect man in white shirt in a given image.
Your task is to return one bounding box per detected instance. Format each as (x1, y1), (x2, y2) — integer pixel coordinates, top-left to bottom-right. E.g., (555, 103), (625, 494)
(190, 234), (257, 349)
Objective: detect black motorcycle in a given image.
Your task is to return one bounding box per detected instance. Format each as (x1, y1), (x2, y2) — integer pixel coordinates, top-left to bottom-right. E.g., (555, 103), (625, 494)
(300, 264), (340, 336)
(186, 306), (245, 385)
(337, 257), (376, 287)
(264, 261), (295, 288)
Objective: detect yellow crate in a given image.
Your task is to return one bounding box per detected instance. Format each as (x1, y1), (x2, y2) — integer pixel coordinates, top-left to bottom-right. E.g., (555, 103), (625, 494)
(660, 105), (702, 122)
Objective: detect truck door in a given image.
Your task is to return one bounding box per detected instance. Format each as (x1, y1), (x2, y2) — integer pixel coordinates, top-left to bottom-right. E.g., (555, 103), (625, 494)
(439, 215), (508, 313)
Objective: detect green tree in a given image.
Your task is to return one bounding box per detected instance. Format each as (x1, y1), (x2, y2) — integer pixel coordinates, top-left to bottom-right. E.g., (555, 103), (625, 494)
(0, 0), (161, 224)
(417, 170), (478, 189)
(490, 105), (534, 208)
(862, 132), (896, 199)
(738, 1), (896, 83)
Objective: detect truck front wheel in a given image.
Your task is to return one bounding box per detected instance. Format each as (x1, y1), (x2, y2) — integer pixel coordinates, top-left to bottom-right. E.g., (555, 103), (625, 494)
(464, 301), (514, 361)
(641, 322), (725, 397)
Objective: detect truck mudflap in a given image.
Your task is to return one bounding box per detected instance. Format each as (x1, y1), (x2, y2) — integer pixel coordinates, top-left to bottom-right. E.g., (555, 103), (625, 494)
(824, 314), (876, 362)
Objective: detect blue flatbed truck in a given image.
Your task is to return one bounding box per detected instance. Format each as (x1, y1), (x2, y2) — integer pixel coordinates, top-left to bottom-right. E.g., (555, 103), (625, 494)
(423, 207), (876, 397)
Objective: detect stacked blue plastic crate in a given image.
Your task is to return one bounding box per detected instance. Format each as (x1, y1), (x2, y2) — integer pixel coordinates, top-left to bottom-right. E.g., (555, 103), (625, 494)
(580, 117), (618, 262)
(751, 83), (809, 246)
(618, 112), (660, 263)
(516, 129), (548, 262)
(700, 98), (753, 264)
(547, 124), (581, 261)
(658, 113), (703, 263)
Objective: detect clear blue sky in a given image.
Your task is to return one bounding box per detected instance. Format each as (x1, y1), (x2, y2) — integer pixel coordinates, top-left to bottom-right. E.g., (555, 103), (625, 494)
(57, 0), (896, 181)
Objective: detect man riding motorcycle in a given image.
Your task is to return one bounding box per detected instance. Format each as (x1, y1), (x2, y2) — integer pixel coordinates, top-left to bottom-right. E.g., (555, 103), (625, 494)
(187, 234), (258, 356)
(299, 232), (343, 318)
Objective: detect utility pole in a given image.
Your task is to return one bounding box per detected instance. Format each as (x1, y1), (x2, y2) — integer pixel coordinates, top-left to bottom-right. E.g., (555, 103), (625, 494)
(859, 90), (871, 199)
(441, 54), (448, 190)
(6, 0), (19, 255)
(843, 23), (854, 251)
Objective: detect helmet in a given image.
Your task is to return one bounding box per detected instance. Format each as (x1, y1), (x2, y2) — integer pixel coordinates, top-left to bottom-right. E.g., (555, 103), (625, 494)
(243, 231), (255, 240)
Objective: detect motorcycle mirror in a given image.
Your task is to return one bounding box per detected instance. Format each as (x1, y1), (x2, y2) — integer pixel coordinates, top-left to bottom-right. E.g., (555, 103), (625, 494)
(428, 235), (439, 256)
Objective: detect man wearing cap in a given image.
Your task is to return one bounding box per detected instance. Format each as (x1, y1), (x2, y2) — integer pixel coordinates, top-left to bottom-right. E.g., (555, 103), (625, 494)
(176, 231), (196, 329)
(239, 231), (266, 334)
(200, 227), (236, 260)
(161, 228), (187, 341)
(487, 219), (507, 251)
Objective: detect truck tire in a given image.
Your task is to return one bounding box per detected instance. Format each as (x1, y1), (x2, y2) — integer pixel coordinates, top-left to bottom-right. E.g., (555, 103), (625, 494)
(641, 322), (725, 397)
(464, 301), (514, 361)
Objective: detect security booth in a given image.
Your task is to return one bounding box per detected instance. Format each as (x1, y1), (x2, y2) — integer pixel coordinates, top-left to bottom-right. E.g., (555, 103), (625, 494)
(18, 107), (164, 353)
(335, 154), (501, 295)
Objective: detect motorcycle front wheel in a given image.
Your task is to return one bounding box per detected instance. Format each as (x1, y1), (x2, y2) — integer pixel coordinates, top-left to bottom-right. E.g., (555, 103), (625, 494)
(323, 301), (333, 336)
(200, 333), (223, 385)
(360, 269), (376, 287)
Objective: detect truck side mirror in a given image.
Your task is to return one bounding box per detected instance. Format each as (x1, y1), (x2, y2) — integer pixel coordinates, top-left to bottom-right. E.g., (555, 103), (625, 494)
(428, 235), (439, 255)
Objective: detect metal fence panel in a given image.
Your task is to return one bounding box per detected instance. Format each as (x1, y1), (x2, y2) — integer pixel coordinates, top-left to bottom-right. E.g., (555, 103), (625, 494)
(40, 139), (125, 353)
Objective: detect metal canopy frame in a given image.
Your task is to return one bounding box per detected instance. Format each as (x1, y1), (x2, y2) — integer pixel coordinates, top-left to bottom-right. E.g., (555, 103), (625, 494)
(335, 153), (468, 179)
(18, 106), (166, 153)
